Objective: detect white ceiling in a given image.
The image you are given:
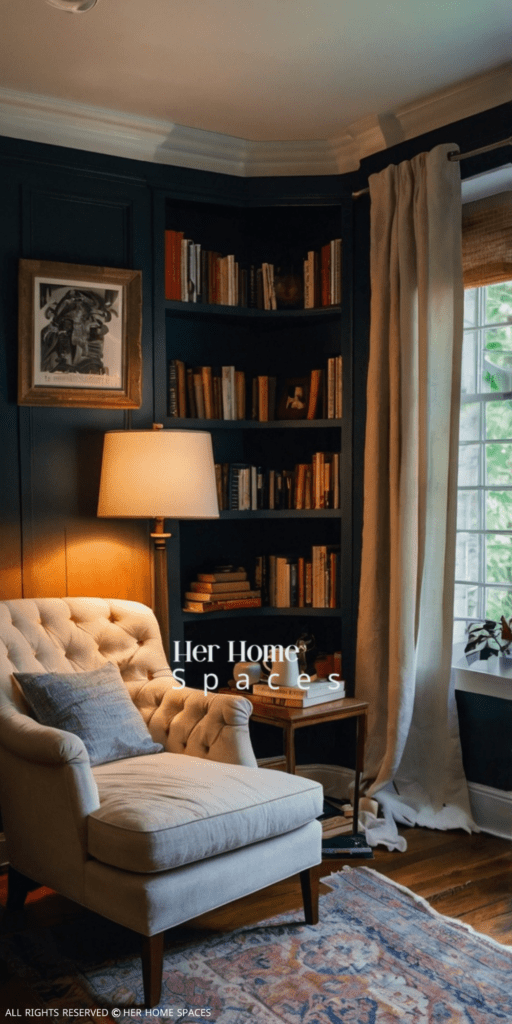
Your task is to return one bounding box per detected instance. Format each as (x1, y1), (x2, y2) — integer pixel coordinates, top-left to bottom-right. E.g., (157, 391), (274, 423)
(0, 0), (511, 175)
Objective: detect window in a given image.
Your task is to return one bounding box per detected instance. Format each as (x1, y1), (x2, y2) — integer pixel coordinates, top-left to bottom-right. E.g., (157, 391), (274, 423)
(454, 280), (512, 645)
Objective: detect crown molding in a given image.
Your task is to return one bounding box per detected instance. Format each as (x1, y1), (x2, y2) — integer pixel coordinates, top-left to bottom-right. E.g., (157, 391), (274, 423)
(0, 62), (510, 177)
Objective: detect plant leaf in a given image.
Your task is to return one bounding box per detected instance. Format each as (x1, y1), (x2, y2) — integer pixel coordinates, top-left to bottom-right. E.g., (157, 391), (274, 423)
(501, 616), (512, 643)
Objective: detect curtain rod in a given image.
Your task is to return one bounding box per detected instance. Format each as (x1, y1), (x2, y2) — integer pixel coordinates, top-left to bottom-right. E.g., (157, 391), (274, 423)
(351, 135), (512, 198)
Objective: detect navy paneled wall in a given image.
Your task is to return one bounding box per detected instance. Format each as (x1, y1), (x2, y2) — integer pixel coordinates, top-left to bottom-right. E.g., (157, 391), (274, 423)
(0, 141), (156, 603)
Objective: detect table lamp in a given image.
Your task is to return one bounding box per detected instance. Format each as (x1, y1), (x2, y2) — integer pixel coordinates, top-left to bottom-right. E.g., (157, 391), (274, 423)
(97, 424), (219, 657)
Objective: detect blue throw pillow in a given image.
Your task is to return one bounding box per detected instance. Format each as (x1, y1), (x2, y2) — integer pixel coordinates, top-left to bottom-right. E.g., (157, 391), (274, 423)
(14, 662), (163, 766)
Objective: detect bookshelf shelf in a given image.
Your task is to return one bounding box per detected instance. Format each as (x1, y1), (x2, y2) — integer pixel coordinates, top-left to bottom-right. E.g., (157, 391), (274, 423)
(164, 300), (342, 319)
(219, 509), (340, 519)
(162, 418), (343, 430)
(182, 606), (342, 621)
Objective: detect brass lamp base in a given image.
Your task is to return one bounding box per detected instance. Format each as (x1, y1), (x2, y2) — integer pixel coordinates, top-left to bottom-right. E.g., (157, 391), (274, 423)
(151, 517), (171, 661)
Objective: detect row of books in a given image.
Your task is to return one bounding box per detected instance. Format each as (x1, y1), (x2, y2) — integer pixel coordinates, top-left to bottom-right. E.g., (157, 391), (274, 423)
(164, 229), (342, 309)
(215, 452), (341, 511)
(183, 550), (339, 612)
(304, 240), (342, 308)
(183, 567), (261, 614)
(168, 358), (342, 421)
(255, 545), (340, 609)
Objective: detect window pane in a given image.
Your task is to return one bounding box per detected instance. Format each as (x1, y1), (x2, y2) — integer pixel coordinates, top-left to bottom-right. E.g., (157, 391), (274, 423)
(454, 583), (479, 619)
(456, 283), (512, 649)
(485, 325), (512, 351)
(456, 532), (479, 582)
(485, 442), (512, 485)
(486, 490), (512, 530)
(464, 288), (478, 328)
(485, 587), (512, 620)
(461, 330), (478, 395)
(485, 282), (512, 326)
(459, 444), (480, 485)
(486, 400), (512, 440)
(458, 489), (480, 530)
(459, 402), (480, 441)
(453, 621), (468, 645)
(483, 327), (512, 393)
(485, 534), (512, 585)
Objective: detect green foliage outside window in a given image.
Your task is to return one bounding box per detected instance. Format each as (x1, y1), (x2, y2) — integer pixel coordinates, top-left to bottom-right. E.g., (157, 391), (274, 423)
(456, 283), (512, 638)
(483, 283), (512, 391)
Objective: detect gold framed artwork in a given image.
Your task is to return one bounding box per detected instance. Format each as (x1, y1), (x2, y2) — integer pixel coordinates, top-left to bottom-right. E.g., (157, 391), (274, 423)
(18, 259), (142, 408)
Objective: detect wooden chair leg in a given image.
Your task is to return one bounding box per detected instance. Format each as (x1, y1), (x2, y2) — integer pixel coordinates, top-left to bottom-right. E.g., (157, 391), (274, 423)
(141, 932), (164, 1008)
(6, 866), (40, 911)
(299, 867), (319, 925)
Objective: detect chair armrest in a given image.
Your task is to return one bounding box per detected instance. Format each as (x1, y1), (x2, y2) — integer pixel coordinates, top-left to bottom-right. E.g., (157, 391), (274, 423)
(0, 702), (89, 765)
(0, 705), (100, 898)
(130, 680), (258, 766)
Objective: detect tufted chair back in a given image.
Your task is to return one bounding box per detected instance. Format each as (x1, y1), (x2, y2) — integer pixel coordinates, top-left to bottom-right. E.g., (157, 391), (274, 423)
(0, 597), (172, 709)
(0, 597), (256, 765)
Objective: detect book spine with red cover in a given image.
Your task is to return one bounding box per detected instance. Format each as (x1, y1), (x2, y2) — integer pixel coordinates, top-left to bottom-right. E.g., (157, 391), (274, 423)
(165, 230), (184, 301)
(320, 243), (331, 307)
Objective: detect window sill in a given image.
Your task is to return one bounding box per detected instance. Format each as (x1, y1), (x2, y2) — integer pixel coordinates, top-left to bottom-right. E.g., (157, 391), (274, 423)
(452, 653), (512, 701)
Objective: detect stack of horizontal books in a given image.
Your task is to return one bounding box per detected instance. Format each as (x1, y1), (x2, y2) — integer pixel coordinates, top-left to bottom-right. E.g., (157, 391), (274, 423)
(251, 677), (345, 708)
(183, 567), (261, 613)
(320, 800), (373, 858)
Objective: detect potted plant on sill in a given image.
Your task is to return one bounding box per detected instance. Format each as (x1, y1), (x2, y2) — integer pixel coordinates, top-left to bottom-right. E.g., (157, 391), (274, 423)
(465, 615), (512, 667)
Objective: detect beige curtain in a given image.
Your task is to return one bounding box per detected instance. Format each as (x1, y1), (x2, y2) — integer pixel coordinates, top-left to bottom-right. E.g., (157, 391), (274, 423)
(355, 143), (475, 842)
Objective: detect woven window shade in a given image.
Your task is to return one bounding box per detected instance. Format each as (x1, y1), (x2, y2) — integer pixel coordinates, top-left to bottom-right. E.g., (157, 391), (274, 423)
(462, 191), (512, 288)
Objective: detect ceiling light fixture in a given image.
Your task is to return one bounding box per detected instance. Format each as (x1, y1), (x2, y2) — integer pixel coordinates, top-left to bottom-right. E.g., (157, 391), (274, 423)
(45, 0), (98, 12)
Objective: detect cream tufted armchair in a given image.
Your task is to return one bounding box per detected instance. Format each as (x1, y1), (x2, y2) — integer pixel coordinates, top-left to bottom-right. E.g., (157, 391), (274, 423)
(0, 597), (323, 1007)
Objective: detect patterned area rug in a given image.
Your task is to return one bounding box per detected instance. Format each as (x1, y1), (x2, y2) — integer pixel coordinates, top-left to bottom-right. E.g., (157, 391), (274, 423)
(1, 866), (511, 1022)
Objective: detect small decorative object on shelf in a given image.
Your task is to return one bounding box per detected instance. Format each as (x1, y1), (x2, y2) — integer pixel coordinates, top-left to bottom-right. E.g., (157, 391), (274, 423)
(277, 376), (310, 420)
(314, 650), (343, 682)
(232, 661), (262, 687)
(183, 565), (261, 613)
(465, 616), (512, 665)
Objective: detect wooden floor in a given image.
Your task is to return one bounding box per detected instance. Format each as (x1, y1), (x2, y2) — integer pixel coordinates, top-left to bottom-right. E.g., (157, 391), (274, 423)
(0, 826), (511, 1014)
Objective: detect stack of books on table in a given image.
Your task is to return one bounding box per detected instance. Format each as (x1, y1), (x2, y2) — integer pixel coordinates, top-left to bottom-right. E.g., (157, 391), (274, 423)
(183, 567), (261, 613)
(320, 799), (373, 858)
(251, 677), (345, 708)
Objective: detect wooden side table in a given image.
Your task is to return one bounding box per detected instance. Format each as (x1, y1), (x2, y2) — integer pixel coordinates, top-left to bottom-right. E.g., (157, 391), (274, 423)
(221, 691), (369, 834)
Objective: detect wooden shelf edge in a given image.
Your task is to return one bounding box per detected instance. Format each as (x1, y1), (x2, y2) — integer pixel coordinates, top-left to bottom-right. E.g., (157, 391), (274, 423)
(162, 418), (343, 430)
(218, 509), (340, 519)
(182, 607), (341, 620)
(164, 300), (342, 318)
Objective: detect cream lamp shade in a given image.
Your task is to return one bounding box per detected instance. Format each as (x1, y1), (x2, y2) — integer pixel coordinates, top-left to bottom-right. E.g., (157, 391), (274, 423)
(97, 428), (219, 660)
(97, 429), (219, 520)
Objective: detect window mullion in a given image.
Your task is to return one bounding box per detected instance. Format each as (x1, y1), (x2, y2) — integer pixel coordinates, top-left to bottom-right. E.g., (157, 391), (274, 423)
(479, 287), (486, 620)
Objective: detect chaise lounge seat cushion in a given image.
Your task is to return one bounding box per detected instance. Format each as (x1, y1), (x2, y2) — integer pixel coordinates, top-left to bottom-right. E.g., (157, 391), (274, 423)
(89, 752), (323, 874)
